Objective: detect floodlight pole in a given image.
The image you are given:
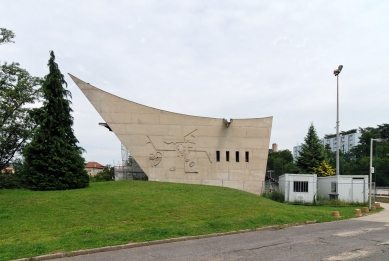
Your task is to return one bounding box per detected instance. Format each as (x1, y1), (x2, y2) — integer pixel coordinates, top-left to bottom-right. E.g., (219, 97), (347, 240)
(369, 138), (383, 209)
(334, 65), (343, 177)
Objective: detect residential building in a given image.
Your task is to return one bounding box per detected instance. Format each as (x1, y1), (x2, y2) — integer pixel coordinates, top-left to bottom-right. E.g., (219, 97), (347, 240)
(293, 132), (362, 161)
(1, 165), (14, 173)
(85, 161), (104, 176)
(293, 144), (303, 161)
(321, 132), (361, 153)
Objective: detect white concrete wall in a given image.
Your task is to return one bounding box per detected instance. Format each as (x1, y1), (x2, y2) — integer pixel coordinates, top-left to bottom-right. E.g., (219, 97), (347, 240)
(318, 175), (368, 202)
(317, 176), (337, 198)
(71, 74), (272, 195)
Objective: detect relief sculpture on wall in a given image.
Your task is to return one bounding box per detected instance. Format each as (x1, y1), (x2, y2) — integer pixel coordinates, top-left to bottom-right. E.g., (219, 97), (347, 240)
(147, 129), (212, 173)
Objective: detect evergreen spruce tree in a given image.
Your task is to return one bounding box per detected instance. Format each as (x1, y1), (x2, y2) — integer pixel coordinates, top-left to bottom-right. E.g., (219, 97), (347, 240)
(23, 51), (89, 190)
(296, 123), (325, 174)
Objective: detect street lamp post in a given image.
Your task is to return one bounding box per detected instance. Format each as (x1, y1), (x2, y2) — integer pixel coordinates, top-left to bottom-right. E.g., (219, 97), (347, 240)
(334, 65), (343, 177)
(369, 138), (383, 209)
(342, 140), (345, 175)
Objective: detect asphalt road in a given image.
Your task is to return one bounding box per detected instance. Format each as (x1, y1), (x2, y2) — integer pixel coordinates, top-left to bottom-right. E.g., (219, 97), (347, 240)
(53, 203), (389, 261)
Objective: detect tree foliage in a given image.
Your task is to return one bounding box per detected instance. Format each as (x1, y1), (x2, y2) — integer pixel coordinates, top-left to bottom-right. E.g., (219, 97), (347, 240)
(296, 123), (325, 174)
(23, 51), (89, 190)
(346, 125), (389, 186)
(322, 124), (389, 185)
(0, 29), (41, 170)
(266, 149), (297, 179)
(312, 160), (335, 177)
(0, 159), (27, 189)
(90, 165), (115, 182)
(0, 28), (15, 45)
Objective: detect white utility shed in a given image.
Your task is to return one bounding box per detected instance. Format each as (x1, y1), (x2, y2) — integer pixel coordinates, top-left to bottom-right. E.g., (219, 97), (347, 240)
(317, 175), (368, 203)
(278, 174), (317, 203)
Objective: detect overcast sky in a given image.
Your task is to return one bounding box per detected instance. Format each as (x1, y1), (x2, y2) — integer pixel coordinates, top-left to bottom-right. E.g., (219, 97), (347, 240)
(2, 1), (389, 165)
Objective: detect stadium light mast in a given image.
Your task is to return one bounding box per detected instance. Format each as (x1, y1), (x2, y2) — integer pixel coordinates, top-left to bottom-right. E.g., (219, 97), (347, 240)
(333, 65), (343, 177)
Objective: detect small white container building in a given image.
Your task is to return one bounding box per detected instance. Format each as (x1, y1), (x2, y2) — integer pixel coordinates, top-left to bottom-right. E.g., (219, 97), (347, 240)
(317, 175), (368, 203)
(278, 174), (317, 203)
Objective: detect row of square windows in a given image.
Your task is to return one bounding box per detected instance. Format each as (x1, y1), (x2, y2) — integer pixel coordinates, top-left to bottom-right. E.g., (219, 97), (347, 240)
(215, 151), (249, 163)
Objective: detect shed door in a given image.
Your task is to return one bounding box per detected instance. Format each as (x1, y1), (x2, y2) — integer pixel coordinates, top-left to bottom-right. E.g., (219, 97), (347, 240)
(352, 178), (365, 202)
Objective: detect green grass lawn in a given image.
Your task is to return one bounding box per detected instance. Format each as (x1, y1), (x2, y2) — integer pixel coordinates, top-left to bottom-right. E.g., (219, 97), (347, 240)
(0, 181), (380, 261)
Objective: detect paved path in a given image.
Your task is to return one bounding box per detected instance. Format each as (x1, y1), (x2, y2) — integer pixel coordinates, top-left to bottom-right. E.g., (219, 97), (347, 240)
(51, 203), (389, 261)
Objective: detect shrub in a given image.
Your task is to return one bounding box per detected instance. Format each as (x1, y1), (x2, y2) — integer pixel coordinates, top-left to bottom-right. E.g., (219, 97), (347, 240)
(0, 171), (21, 189)
(261, 190), (285, 203)
(90, 165), (114, 182)
(0, 159), (27, 189)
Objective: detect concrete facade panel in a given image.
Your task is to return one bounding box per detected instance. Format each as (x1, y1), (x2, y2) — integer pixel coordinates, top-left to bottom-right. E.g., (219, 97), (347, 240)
(168, 125), (183, 137)
(246, 128), (271, 138)
(132, 113), (160, 125)
(223, 180), (244, 191)
(202, 179), (223, 186)
(244, 181), (263, 194)
(70, 74), (272, 195)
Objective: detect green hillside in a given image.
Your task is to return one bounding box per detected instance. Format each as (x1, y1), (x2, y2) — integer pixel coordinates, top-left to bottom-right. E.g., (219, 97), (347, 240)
(0, 181), (370, 260)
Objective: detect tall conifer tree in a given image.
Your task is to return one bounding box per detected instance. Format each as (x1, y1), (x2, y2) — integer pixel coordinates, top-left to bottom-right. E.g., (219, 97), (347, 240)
(23, 51), (89, 190)
(296, 123), (325, 174)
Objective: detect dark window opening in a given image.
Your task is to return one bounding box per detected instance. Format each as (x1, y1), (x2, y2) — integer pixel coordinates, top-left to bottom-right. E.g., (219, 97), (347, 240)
(216, 151), (220, 162)
(226, 151), (230, 162)
(245, 151), (249, 162)
(236, 151), (239, 162)
(293, 181), (308, 192)
(331, 182), (337, 193)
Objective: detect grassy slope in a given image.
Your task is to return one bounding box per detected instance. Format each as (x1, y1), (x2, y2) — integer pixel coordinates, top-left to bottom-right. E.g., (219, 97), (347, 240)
(0, 181), (375, 260)
(376, 197), (389, 203)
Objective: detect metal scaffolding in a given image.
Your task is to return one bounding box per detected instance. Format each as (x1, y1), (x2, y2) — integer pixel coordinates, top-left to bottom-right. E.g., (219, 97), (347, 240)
(114, 144), (148, 181)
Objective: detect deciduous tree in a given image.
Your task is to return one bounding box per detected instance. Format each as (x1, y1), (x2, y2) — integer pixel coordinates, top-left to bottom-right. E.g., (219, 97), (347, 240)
(312, 160), (335, 177)
(0, 29), (41, 170)
(266, 149), (297, 179)
(0, 28), (15, 45)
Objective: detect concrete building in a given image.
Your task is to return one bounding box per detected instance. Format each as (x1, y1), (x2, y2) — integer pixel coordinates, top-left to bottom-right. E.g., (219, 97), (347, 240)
(71, 74), (273, 195)
(1, 165), (14, 173)
(293, 132), (361, 161)
(272, 143), (278, 152)
(293, 144), (303, 161)
(321, 132), (361, 152)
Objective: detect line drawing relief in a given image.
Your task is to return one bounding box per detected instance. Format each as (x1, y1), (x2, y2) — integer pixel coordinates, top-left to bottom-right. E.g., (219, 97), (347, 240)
(146, 129), (212, 173)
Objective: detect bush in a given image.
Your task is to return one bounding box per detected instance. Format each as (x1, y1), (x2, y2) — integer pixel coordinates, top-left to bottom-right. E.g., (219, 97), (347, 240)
(90, 165), (114, 182)
(261, 190), (285, 203)
(0, 159), (27, 189)
(0, 171), (22, 189)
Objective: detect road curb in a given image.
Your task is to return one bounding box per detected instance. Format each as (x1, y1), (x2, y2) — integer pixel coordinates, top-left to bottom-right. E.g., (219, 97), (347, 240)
(12, 220), (320, 261)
